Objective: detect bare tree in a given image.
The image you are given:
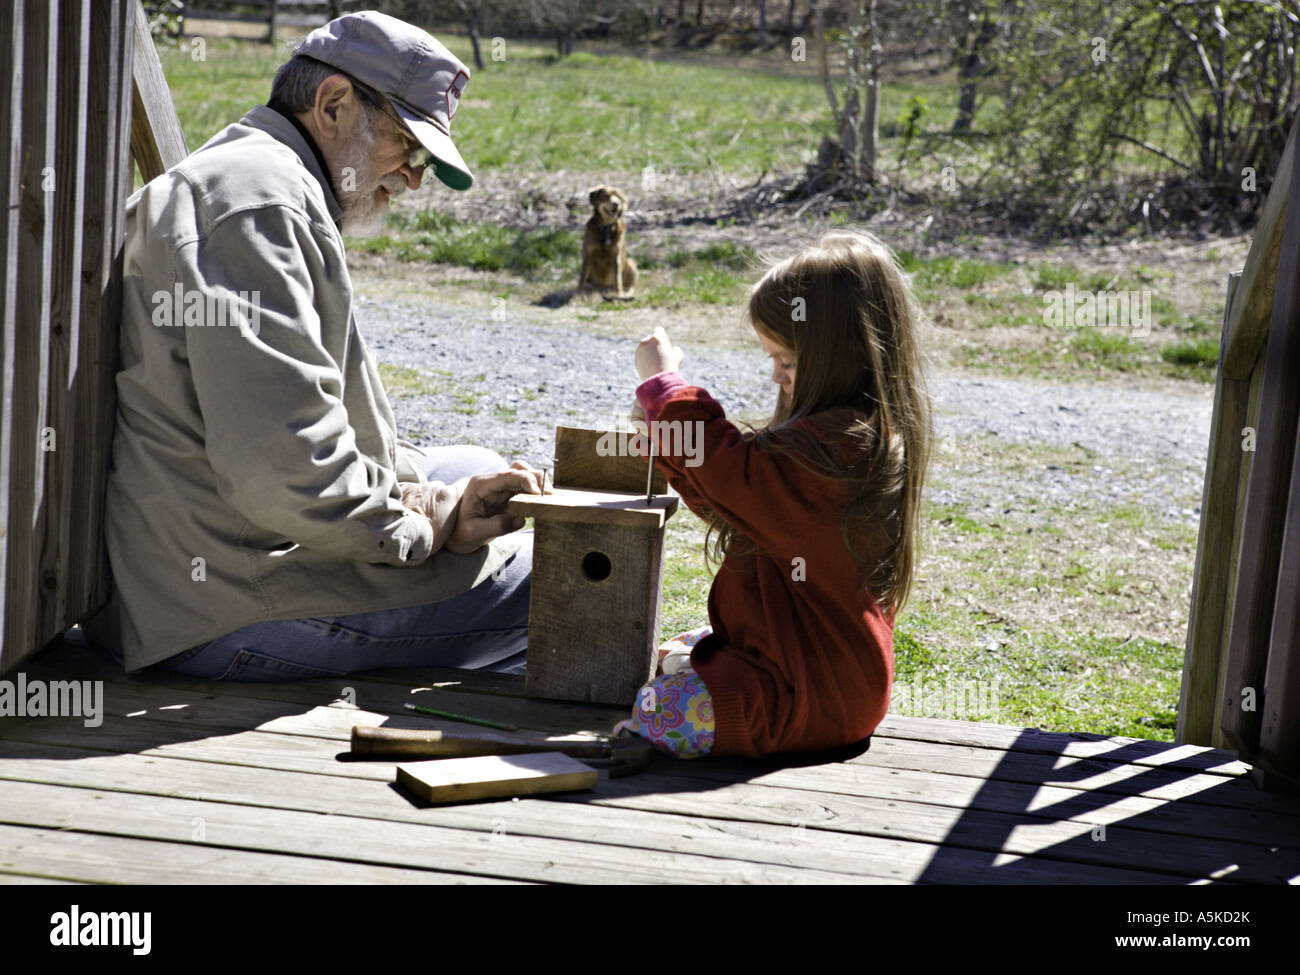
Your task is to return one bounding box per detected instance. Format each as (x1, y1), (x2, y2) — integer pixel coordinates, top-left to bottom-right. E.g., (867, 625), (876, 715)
(442, 0), (489, 69)
(525, 0), (590, 56)
(972, 0), (1299, 227)
(811, 0), (881, 185)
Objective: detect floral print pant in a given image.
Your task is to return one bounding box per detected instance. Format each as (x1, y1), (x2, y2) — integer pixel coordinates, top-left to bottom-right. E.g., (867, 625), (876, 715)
(613, 626), (716, 758)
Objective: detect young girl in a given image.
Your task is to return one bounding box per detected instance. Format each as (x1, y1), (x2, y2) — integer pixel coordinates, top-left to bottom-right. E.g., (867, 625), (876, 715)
(614, 230), (932, 759)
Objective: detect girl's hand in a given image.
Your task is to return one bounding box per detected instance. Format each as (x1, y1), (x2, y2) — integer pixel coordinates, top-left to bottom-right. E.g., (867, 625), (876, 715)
(636, 326), (684, 381)
(507, 459), (552, 495)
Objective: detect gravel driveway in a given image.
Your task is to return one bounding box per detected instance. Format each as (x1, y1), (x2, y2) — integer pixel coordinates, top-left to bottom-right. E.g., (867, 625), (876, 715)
(358, 297), (1214, 524)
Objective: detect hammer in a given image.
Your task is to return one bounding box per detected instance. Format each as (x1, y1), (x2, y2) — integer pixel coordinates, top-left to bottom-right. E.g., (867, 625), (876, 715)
(349, 725), (653, 778)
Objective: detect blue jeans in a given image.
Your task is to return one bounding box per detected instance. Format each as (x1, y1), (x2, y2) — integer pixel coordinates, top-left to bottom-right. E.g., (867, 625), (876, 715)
(152, 445), (531, 680)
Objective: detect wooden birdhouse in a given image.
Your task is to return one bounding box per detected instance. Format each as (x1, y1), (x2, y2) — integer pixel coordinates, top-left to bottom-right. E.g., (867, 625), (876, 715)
(505, 427), (678, 706)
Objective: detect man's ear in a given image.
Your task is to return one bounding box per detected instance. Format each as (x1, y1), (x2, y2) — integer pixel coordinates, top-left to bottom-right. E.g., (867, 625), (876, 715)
(313, 74), (355, 143)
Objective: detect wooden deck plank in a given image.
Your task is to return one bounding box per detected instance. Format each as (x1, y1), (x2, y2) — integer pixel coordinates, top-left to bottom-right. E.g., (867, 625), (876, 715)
(23, 642), (626, 733)
(18, 646), (1258, 788)
(9, 705), (1296, 851)
(39, 642), (1251, 779)
(845, 735), (1293, 813)
(0, 744), (920, 882)
(0, 824), (524, 885)
(0, 676), (604, 746)
(48, 635), (528, 697)
(872, 715), (1249, 777)
(0, 737), (1262, 884)
(26, 701), (1281, 823)
(2, 698), (1292, 824)
(564, 775), (1294, 884)
(6, 641), (1298, 884)
(645, 754), (1300, 847)
(0, 744), (1188, 884)
(0, 779), (880, 885)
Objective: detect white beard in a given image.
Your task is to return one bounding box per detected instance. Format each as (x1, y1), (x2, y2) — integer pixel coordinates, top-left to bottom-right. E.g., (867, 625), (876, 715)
(337, 108), (408, 238)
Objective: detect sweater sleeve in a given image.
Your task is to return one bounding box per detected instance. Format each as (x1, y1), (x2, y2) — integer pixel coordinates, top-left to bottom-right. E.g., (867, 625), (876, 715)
(636, 372), (842, 567)
(181, 205), (437, 566)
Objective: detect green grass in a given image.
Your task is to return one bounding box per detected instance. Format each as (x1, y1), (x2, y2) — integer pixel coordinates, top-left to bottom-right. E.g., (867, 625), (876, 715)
(640, 263), (750, 306)
(359, 213), (756, 305)
(357, 209), (581, 279)
(1161, 338), (1219, 368)
(156, 35), (886, 179)
(376, 363), (444, 397)
(895, 250), (1011, 302)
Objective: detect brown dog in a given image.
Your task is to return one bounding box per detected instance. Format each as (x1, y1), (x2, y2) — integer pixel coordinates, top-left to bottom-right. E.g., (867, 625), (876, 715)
(577, 185), (637, 299)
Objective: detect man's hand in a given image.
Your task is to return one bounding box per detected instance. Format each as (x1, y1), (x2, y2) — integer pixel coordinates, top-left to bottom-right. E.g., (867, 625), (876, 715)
(445, 463), (549, 554)
(635, 326), (684, 381)
(399, 479), (465, 552)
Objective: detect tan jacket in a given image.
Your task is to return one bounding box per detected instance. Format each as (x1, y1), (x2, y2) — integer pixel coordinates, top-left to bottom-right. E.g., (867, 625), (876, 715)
(84, 105), (519, 671)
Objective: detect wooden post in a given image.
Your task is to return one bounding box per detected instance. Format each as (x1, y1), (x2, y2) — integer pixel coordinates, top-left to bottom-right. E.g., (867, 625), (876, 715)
(268, 0), (277, 46)
(41, 0), (94, 645)
(505, 428), (677, 706)
(6, 0), (58, 673)
(130, 0), (189, 182)
(0, 2), (26, 673)
(1179, 272), (1246, 747)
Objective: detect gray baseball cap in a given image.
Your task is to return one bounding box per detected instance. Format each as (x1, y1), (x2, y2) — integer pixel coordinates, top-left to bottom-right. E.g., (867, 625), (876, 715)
(294, 11), (474, 190)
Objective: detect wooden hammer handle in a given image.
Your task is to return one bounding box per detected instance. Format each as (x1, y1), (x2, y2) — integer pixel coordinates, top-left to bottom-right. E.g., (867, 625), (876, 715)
(350, 725), (607, 759)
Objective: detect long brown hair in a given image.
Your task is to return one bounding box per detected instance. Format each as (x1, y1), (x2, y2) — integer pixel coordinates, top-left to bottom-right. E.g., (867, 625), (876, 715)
(705, 229), (932, 614)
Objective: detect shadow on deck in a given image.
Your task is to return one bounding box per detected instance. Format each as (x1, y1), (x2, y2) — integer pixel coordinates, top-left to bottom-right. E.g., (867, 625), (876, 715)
(0, 637), (1297, 884)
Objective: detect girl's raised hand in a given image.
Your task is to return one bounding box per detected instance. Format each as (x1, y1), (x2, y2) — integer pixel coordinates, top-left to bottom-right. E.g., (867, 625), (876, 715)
(635, 326), (685, 381)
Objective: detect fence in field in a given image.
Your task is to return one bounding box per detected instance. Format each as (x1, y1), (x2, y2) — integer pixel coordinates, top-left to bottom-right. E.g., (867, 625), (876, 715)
(174, 1), (359, 44)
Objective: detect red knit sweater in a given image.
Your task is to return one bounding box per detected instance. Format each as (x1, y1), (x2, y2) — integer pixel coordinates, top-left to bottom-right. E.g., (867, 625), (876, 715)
(637, 371), (895, 758)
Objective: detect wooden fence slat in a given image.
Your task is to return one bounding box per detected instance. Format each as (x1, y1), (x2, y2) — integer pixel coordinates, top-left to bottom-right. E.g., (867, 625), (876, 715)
(0, 0), (23, 674)
(41, 0), (94, 653)
(1257, 423), (1300, 783)
(62, 0), (135, 647)
(1222, 119), (1295, 379)
(131, 0), (189, 183)
(1179, 271), (1246, 747)
(3, 1), (58, 672)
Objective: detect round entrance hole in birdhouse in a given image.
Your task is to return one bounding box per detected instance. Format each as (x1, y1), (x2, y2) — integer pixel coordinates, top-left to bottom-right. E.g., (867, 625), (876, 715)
(581, 550), (613, 581)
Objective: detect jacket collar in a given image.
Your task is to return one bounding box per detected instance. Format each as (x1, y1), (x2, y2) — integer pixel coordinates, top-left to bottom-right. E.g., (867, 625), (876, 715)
(241, 104), (343, 229)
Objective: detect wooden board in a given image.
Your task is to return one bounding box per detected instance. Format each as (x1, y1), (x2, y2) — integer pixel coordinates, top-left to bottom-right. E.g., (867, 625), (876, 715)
(552, 426), (668, 494)
(1180, 271), (1248, 747)
(1221, 120), (1295, 379)
(522, 517), (667, 705)
(130, 0), (189, 183)
(507, 487), (678, 529)
(396, 752), (597, 804)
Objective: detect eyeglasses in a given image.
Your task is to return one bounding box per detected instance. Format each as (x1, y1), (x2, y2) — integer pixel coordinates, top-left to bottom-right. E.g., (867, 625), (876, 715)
(372, 96), (436, 185)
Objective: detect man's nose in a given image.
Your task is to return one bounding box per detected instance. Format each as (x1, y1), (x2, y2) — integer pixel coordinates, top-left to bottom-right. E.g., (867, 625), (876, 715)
(398, 161), (423, 191)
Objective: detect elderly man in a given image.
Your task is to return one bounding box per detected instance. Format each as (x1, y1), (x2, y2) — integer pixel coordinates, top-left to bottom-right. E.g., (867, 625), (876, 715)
(83, 12), (541, 680)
